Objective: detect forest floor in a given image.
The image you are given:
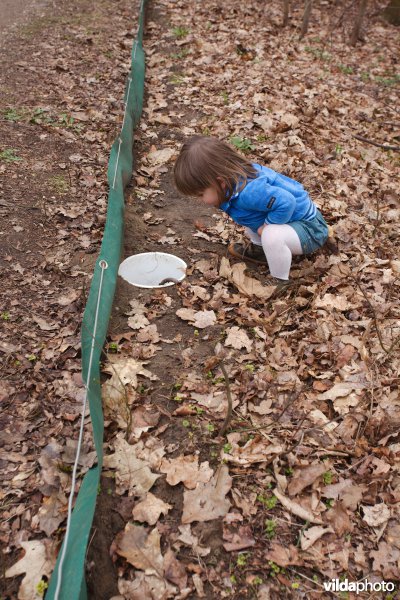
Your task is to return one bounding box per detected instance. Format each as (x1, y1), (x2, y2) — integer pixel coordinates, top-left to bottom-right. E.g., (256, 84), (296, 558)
(1, 0), (400, 599)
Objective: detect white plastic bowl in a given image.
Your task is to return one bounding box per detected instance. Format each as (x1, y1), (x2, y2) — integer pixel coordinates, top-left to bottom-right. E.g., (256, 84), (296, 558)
(118, 252), (187, 288)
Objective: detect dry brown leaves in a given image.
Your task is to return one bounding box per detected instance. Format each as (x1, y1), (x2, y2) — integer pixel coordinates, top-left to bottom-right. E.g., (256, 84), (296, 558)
(106, 0), (400, 594)
(3, 0), (400, 597)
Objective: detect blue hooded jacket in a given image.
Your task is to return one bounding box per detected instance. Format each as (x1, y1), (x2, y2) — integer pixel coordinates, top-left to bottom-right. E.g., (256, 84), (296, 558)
(220, 164), (317, 232)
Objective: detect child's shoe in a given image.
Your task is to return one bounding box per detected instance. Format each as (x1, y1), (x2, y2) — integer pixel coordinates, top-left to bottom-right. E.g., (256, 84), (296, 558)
(264, 276), (291, 291)
(228, 242), (267, 265)
(264, 276), (305, 297)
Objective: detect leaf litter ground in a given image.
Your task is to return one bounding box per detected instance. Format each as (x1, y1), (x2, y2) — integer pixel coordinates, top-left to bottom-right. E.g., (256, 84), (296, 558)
(1, 0), (400, 598)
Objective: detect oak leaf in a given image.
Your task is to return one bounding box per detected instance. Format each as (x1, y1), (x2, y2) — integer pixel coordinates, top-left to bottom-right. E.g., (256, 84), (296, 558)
(114, 524), (164, 576)
(104, 435), (160, 496)
(160, 455), (213, 489)
(219, 258), (276, 299)
(132, 493), (172, 525)
(5, 540), (57, 600)
(182, 465), (232, 523)
(287, 464), (326, 496)
(224, 326), (253, 352)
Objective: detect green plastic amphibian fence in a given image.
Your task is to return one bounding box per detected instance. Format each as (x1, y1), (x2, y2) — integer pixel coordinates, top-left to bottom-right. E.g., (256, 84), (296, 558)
(47, 2), (147, 598)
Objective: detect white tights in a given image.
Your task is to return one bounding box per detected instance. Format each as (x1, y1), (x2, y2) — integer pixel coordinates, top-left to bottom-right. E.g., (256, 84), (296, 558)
(245, 225), (303, 280)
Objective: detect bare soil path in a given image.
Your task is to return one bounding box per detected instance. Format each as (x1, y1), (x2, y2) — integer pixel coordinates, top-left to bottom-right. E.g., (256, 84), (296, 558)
(0, 0), (51, 40)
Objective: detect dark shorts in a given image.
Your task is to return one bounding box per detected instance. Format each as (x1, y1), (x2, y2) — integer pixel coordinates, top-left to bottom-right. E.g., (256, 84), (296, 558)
(288, 210), (329, 255)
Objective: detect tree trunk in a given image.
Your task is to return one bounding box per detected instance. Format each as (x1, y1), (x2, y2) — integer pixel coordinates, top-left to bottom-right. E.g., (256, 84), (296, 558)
(283, 0), (290, 26)
(350, 0), (368, 45)
(300, 0), (312, 37)
(383, 0), (400, 25)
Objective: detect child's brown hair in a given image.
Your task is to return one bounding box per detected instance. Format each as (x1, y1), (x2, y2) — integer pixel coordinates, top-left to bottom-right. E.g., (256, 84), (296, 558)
(174, 136), (257, 202)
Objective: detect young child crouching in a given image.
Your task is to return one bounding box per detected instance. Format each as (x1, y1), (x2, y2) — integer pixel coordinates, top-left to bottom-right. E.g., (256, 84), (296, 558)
(174, 135), (328, 287)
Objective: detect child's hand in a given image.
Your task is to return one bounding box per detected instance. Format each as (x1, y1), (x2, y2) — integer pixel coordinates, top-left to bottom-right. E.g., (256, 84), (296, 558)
(257, 224), (266, 236)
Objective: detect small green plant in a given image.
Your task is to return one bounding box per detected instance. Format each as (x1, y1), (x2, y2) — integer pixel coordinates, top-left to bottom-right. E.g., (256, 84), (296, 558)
(230, 136), (254, 153)
(252, 576), (263, 585)
(30, 107), (53, 125)
(221, 91), (229, 105)
(27, 354), (37, 362)
(291, 582), (300, 589)
(201, 126), (211, 136)
(195, 407), (204, 416)
(304, 46), (332, 62)
(193, 329), (199, 337)
(1, 312), (10, 320)
(173, 394), (184, 402)
(230, 574), (237, 584)
(223, 443), (232, 453)
(0, 148), (22, 162)
(236, 553), (248, 567)
(256, 133), (268, 142)
(182, 419), (190, 428)
(171, 48), (189, 59)
(257, 494), (278, 509)
(285, 467), (293, 476)
(108, 342), (119, 353)
(169, 74), (185, 85)
(50, 175), (69, 194)
(58, 462), (73, 474)
(3, 108), (23, 121)
(323, 471), (333, 485)
(59, 113), (75, 128)
(360, 71), (371, 82)
(206, 423), (215, 433)
(265, 519), (277, 539)
(36, 579), (49, 596)
(173, 382), (182, 390)
(172, 26), (189, 39)
(338, 64), (353, 74)
(374, 74), (400, 87)
(244, 363), (255, 373)
(325, 498), (334, 508)
(335, 144), (343, 156)
(268, 561), (281, 577)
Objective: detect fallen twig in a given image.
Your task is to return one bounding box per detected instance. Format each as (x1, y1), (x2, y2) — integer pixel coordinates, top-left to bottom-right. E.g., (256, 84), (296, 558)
(231, 387), (300, 433)
(351, 276), (390, 354)
(219, 363), (233, 437)
(280, 414), (344, 458)
(273, 488), (323, 524)
(353, 134), (400, 151)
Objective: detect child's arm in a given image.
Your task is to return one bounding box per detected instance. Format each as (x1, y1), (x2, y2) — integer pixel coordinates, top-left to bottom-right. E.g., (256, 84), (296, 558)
(262, 187), (296, 224)
(245, 186), (297, 227)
